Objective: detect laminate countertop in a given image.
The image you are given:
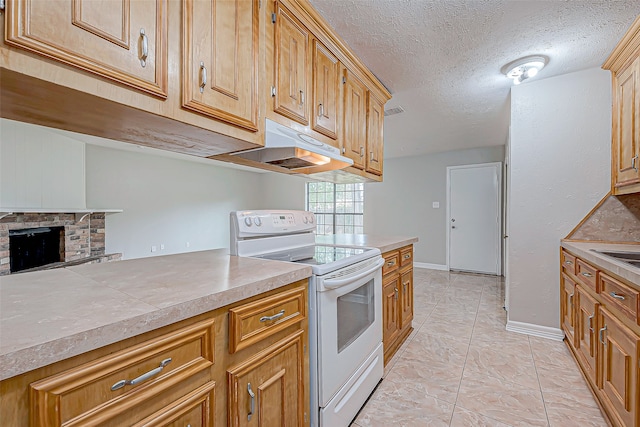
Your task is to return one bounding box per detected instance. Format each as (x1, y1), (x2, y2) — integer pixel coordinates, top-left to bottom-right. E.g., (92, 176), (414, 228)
(561, 241), (640, 286)
(315, 234), (418, 253)
(0, 249), (312, 381)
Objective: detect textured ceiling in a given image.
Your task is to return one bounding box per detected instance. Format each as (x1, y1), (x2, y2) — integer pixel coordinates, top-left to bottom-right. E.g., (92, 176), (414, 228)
(309, 0), (640, 159)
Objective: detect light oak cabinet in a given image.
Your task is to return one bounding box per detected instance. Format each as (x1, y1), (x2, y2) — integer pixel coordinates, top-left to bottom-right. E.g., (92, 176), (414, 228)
(342, 68), (368, 170)
(367, 93), (385, 176)
(0, 281), (309, 427)
(312, 39), (340, 140)
(603, 16), (640, 195)
(382, 245), (414, 365)
(182, 0), (260, 132)
(560, 248), (640, 427)
(4, 0), (168, 98)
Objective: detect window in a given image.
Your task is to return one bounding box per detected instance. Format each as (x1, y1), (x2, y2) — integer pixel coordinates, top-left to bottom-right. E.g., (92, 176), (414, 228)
(306, 182), (364, 235)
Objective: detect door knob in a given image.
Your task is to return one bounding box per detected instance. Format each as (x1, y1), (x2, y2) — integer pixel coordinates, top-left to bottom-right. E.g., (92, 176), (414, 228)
(452, 226), (456, 229)
(451, 218), (455, 222)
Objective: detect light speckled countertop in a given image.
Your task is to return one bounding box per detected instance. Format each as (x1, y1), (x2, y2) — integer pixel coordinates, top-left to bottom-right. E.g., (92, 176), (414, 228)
(561, 241), (640, 286)
(0, 249), (311, 381)
(315, 234), (418, 253)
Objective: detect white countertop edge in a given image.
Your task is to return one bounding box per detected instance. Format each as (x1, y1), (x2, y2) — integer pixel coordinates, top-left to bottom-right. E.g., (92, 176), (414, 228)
(561, 240), (640, 287)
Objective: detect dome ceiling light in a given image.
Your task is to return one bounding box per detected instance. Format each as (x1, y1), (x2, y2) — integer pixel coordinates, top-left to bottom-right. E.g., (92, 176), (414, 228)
(502, 55), (548, 85)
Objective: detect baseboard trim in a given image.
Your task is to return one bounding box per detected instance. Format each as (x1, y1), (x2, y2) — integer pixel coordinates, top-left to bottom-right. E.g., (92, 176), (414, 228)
(414, 262), (448, 271)
(506, 320), (565, 341)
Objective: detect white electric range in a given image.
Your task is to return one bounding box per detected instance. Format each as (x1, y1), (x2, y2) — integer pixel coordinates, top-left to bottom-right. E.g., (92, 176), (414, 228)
(230, 210), (384, 427)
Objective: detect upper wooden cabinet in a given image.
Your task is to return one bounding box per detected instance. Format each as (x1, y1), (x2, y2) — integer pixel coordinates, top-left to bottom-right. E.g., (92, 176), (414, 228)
(272, 2), (310, 125)
(603, 16), (640, 195)
(343, 67), (368, 170)
(182, 0), (260, 132)
(312, 39), (340, 140)
(367, 92), (385, 176)
(4, 0), (168, 98)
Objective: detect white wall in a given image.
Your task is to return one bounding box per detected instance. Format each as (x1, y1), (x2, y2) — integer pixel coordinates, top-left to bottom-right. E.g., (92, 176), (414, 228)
(365, 146), (505, 267)
(508, 67), (611, 329)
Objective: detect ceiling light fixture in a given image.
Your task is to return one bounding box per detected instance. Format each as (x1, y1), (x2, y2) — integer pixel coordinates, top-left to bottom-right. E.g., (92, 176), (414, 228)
(501, 55), (548, 85)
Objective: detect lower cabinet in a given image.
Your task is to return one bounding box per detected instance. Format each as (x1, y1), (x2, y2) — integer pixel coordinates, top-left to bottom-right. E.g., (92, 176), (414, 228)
(0, 281), (309, 427)
(382, 245), (414, 365)
(560, 248), (640, 427)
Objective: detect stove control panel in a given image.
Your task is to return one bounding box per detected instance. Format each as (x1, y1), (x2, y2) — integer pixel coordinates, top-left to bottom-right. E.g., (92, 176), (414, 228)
(230, 210), (316, 240)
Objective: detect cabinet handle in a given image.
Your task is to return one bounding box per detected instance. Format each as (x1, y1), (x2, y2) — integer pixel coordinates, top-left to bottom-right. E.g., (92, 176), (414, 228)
(403, 281), (409, 292)
(360, 147), (364, 157)
(599, 325), (607, 345)
(139, 28), (148, 67)
(569, 292), (574, 306)
(581, 272), (593, 278)
(370, 151), (374, 161)
(111, 357), (172, 391)
(564, 260), (573, 265)
(404, 254), (411, 260)
(387, 260), (396, 267)
(247, 383), (255, 421)
(394, 287), (399, 300)
(300, 90), (305, 105)
(318, 103), (324, 117)
(199, 62), (207, 93)
(633, 155), (638, 172)
(588, 314), (595, 333)
(609, 292), (626, 301)
(260, 309), (285, 322)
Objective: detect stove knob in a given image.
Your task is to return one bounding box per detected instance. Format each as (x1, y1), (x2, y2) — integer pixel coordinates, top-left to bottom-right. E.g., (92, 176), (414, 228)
(254, 217), (262, 226)
(303, 217), (308, 224)
(244, 217), (252, 227)
(309, 216), (314, 224)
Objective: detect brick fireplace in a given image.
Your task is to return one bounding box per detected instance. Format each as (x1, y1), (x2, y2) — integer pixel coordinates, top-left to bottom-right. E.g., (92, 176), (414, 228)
(0, 212), (119, 275)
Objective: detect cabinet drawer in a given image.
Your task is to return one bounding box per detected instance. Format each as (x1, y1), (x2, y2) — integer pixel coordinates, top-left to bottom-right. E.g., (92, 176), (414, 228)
(599, 272), (639, 323)
(383, 252), (400, 276)
(400, 246), (413, 269)
(575, 259), (597, 292)
(561, 250), (576, 274)
(30, 319), (215, 427)
(229, 286), (306, 353)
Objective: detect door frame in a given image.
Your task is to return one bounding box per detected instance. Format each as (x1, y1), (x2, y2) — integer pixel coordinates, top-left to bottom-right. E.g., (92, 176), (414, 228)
(445, 162), (503, 274)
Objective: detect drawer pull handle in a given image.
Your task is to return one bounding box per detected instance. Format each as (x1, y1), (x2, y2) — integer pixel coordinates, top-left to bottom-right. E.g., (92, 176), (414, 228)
(139, 28), (148, 67)
(564, 260), (573, 265)
(387, 260), (396, 267)
(260, 309), (285, 322)
(581, 272), (593, 278)
(247, 383), (255, 421)
(394, 287), (399, 300)
(588, 314), (595, 333)
(111, 357), (172, 391)
(404, 254), (411, 260)
(609, 292), (626, 301)
(199, 62), (207, 93)
(599, 325), (607, 346)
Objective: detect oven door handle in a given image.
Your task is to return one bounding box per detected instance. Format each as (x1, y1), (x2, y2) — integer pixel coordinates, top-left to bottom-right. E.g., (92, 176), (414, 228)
(322, 258), (385, 289)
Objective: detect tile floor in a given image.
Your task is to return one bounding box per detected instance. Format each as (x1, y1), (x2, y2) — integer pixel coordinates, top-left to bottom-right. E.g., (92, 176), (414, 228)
(352, 268), (608, 427)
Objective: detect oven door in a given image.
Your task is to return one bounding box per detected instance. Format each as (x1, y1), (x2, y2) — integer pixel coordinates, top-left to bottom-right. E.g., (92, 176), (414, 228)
(315, 257), (384, 406)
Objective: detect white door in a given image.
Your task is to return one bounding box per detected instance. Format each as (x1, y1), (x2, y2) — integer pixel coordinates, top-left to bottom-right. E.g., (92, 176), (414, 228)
(447, 162), (502, 275)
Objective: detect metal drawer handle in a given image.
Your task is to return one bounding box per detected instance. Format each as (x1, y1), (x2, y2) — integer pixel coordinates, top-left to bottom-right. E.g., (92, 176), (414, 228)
(247, 383), (255, 421)
(394, 287), (399, 300)
(588, 314), (595, 333)
(360, 146), (365, 157)
(199, 62), (207, 93)
(403, 281), (409, 292)
(260, 309), (285, 322)
(404, 254), (411, 260)
(569, 292), (574, 305)
(610, 292), (626, 301)
(599, 325), (607, 345)
(139, 28), (148, 67)
(581, 272), (593, 278)
(111, 357), (172, 391)
(564, 260), (573, 265)
(387, 260), (396, 267)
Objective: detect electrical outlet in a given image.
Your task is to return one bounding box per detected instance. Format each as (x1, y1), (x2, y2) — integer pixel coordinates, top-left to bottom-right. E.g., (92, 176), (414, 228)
(432, 202), (440, 209)
(160, 244), (165, 250)
(151, 245), (157, 252)
(186, 242), (190, 248)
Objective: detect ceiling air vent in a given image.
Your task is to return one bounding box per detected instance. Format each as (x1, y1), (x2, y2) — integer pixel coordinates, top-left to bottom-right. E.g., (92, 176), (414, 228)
(384, 106), (405, 117)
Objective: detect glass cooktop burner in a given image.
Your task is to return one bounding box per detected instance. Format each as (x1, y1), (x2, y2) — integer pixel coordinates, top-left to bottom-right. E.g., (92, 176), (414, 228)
(301, 245), (368, 265)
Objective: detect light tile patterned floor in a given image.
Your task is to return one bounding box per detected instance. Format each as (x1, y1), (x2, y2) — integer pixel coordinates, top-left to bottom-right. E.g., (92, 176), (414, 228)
(351, 268), (608, 427)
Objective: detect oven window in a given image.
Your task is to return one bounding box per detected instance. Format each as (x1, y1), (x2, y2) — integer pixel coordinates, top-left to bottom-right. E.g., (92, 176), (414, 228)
(337, 278), (375, 353)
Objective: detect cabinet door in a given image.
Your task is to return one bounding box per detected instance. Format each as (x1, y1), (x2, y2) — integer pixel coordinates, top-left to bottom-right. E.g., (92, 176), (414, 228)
(367, 92), (384, 175)
(575, 285), (599, 384)
(182, 0), (259, 131)
(312, 39), (340, 141)
(5, 0), (168, 98)
(227, 331), (304, 427)
(598, 307), (639, 427)
(383, 275), (401, 347)
(400, 269), (413, 329)
(343, 68), (368, 169)
(613, 57), (640, 190)
(561, 273), (576, 347)
(273, 4), (309, 125)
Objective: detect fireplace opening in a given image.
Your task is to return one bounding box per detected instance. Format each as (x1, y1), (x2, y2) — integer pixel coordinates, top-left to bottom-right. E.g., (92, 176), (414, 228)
(9, 227), (65, 273)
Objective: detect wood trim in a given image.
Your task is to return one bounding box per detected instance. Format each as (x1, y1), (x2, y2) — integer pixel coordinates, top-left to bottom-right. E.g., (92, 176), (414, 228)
(563, 192), (612, 240)
(72, 0), (131, 49)
(603, 16), (640, 72)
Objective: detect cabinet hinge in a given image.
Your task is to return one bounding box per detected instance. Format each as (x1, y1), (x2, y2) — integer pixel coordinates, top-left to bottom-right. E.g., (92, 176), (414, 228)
(271, 12), (276, 23)
(271, 86), (276, 97)
(258, 0), (262, 8)
(342, 76), (346, 84)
